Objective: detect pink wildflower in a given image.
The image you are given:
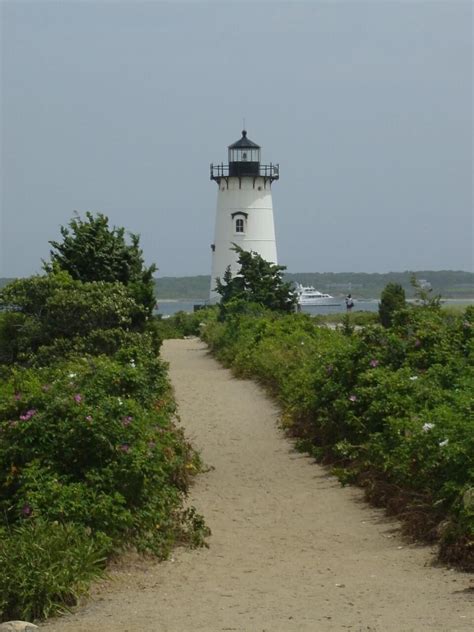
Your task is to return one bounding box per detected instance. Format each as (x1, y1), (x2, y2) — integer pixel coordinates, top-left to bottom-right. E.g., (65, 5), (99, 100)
(122, 416), (133, 427)
(119, 443), (130, 453)
(86, 415), (93, 422)
(20, 409), (37, 421)
(14, 392), (22, 401)
(22, 503), (32, 517)
(74, 394), (83, 404)
(369, 359), (379, 368)
(349, 394), (357, 402)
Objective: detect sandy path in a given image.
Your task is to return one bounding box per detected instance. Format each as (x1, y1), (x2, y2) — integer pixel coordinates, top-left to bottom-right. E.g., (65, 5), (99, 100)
(41, 338), (472, 632)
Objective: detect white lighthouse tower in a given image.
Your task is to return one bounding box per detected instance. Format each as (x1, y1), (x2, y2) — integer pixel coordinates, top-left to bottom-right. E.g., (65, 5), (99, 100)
(209, 130), (279, 301)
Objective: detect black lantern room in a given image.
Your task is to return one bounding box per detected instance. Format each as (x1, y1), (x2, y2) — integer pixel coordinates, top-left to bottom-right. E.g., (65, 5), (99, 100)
(228, 130), (261, 177)
(210, 130), (279, 183)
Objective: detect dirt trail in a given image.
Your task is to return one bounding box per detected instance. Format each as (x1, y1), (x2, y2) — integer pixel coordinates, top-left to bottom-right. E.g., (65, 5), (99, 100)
(42, 338), (472, 632)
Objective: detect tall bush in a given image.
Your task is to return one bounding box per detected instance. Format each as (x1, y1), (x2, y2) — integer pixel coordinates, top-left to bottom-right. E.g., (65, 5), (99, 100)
(44, 212), (157, 316)
(378, 282), (406, 327)
(0, 218), (208, 621)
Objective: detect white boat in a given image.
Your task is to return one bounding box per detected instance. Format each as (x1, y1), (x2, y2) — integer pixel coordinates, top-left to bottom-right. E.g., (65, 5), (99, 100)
(295, 283), (340, 306)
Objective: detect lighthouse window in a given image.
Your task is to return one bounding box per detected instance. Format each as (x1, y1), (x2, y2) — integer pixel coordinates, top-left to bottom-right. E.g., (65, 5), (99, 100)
(235, 218), (245, 233)
(242, 152), (247, 161)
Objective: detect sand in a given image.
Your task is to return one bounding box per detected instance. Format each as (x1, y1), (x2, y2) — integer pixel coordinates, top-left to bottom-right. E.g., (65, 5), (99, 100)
(40, 338), (473, 632)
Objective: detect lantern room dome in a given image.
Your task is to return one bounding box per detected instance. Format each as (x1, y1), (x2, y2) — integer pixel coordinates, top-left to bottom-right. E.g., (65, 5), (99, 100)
(228, 130), (260, 150)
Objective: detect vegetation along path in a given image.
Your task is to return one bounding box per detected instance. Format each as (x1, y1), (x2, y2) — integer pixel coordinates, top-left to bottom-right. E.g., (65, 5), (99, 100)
(42, 338), (473, 632)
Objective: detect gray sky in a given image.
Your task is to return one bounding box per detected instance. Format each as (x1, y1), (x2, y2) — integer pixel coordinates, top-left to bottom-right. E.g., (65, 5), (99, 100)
(1, 0), (472, 277)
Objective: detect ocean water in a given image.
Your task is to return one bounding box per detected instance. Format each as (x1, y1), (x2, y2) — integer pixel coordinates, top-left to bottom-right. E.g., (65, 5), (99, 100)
(154, 298), (473, 317)
(155, 299), (380, 317)
(155, 300), (210, 317)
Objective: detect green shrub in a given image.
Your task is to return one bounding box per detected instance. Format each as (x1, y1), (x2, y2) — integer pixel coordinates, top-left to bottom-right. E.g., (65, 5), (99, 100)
(0, 312), (36, 365)
(313, 311), (379, 327)
(0, 520), (108, 621)
(0, 272), (147, 364)
(0, 350), (205, 553)
(155, 307), (216, 339)
(379, 282), (406, 328)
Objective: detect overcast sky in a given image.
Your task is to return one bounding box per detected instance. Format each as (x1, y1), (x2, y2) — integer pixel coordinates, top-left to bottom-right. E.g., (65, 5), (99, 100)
(1, 0), (472, 278)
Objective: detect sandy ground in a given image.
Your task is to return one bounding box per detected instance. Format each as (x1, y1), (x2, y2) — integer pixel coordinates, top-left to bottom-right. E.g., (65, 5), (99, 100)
(41, 338), (473, 632)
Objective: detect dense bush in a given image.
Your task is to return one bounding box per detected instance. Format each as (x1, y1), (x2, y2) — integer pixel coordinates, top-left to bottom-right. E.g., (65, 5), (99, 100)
(202, 304), (474, 569)
(214, 246), (297, 314)
(0, 272), (151, 365)
(313, 311), (379, 327)
(154, 308), (216, 340)
(0, 343), (208, 621)
(0, 273), (208, 622)
(378, 282), (406, 327)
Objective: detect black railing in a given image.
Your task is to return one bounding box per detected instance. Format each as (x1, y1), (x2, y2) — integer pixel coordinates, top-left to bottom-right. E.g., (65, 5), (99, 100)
(210, 163), (279, 180)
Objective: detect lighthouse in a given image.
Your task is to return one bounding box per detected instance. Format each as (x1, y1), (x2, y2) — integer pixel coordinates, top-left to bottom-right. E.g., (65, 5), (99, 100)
(209, 130), (280, 301)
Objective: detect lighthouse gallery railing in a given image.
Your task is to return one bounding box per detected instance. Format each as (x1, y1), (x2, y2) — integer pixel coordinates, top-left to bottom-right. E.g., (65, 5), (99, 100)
(210, 163), (279, 180)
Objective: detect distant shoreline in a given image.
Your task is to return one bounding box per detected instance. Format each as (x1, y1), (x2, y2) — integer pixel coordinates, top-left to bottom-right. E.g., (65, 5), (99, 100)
(157, 299), (209, 304)
(3, 272), (472, 302)
(153, 271), (473, 302)
(156, 297), (474, 304)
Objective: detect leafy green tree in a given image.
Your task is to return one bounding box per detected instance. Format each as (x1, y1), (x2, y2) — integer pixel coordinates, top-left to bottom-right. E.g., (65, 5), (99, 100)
(215, 265), (235, 305)
(44, 212), (157, 315)
(379, 282), (406, 328)
(214, 245), (297, 313)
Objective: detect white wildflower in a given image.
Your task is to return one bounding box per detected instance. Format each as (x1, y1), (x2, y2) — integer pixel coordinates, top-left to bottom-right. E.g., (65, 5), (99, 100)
(439, 439), (449, 447)
(118, 398), (123, 406)
(68, 372), (77, 378)
(422, 423), (435, 432)
(409, 376), (418, 381)
(130, 359), (136, 368)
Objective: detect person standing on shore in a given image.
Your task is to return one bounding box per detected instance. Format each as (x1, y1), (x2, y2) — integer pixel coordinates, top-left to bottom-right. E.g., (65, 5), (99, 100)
(345, 294), (354, 311)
